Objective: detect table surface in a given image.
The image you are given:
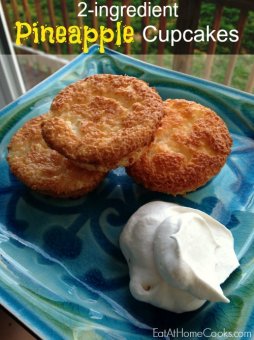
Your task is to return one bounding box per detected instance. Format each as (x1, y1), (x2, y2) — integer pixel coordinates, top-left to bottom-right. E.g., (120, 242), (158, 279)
(0, 308), (36, 340)
(1, 47), (252, 339)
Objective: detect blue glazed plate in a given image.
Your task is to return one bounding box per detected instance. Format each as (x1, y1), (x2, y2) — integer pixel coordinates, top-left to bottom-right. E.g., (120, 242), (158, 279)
(0, 46), (254, 340)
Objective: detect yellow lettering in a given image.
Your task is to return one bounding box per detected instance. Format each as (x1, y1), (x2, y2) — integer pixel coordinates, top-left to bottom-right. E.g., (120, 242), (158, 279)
(68, 26), (82, 44)
(55, 26), (67, 43)
(41, 26), (54, 43)
(82, 26), (98, 53)
(15, 21), (136, 54)
(115, 21), (122, 46)
(99, 26), (114, 53)
(15, 21), (32, 45)
(32, 22), (39, 43)
(123, 26), (134, 43)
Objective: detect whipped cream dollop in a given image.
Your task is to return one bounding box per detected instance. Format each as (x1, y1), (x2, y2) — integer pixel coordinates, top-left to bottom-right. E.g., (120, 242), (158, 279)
(120, 201), (239, 313)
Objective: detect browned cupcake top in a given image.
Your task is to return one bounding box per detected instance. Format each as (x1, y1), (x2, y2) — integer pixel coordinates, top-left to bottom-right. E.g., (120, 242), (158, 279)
(41, 74), (164, 172)
(7, 115), (106, 198)
(127, 99), (232, 195)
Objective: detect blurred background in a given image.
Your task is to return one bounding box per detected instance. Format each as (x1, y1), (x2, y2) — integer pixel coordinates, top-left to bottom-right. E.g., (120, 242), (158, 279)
(1, 0), (254, 110)
(0, 1), (253, 338)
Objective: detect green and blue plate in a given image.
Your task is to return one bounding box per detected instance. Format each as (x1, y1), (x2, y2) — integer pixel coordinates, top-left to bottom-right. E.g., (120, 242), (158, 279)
(0, 45), (253, 339)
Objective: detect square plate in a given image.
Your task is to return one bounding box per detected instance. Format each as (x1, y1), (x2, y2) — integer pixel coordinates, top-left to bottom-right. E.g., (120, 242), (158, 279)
(0, 45), (254, 339)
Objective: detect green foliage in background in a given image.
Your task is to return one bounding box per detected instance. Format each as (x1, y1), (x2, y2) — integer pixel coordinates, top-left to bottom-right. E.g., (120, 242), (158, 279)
(6, 0), (254, 54)
(198, 2), (254, 54)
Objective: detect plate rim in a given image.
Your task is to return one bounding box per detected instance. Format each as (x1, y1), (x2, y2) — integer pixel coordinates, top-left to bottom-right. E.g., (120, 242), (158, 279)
(0, 45), (253, 339)
(1, 44), (254, 121)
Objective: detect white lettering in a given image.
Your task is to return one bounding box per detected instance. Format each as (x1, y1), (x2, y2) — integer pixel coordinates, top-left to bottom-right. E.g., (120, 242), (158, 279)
(229, 29), (239, 42)
(143, 25), (157, 42)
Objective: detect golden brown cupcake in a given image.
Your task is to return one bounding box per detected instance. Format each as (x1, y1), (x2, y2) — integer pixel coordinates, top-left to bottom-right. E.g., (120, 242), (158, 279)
(7, 115), (106, 198)
(41, 74), (164, 172)
(127, 99), (232, 195)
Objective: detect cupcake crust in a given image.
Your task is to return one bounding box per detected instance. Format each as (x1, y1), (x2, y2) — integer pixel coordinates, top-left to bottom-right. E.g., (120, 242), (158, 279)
(127, 99), (232, 195)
